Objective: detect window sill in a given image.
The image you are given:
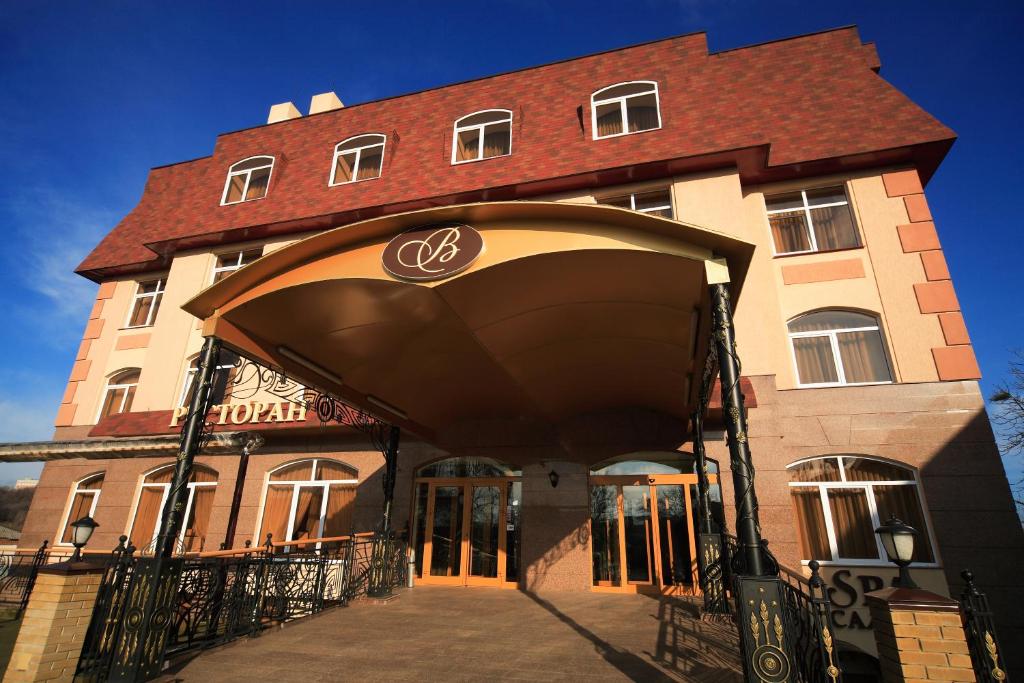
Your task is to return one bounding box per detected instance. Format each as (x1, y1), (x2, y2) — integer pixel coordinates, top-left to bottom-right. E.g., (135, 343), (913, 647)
(450, 152), (512, 166)
(592, 125), (662, 141)
(772, 245), (864, 259)
(220, 195), (268, 207)
(328, 175), (382, 187)
(794, 381), (893, 390)
(120, 325), (154, 332)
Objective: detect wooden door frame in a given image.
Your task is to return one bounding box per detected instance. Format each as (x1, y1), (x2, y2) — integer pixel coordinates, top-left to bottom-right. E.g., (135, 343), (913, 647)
(415, 476), (520, 588)
(588, 473), (719, 595)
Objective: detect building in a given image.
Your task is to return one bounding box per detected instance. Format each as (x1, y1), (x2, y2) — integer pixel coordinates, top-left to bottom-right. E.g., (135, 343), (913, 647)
(13, 479), (38, 490)
(3, 26), (1022, 672)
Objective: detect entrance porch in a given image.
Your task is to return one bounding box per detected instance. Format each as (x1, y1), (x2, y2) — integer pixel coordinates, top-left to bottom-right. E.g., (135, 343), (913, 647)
(166, 587), (742, 682)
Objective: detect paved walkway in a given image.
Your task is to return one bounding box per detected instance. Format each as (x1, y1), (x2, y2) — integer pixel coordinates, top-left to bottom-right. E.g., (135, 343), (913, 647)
(166, 588), (742, 682)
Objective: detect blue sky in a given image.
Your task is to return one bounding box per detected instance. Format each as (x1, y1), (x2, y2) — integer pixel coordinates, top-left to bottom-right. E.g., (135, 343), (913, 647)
(0, 1), (1021, 486)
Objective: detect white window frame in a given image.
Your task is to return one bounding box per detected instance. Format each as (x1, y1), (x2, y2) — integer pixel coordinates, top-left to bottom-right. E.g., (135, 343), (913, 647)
(56, 474), (103, 547)
(95, 369), (140, 422)
(765, 187), (860, 256)
(126, 465), (218, 553)
(787, 312), (893, 389)
(124, 278), (165, 329)
(256, 458), (358, 550)
(177, 355), (238, 407)
(590, 80), (662, 140)
(329, 134), (387, 186)
(601, 188), (674, 218)
(221, 155), (275, 206)
(210, 248), (263, 284)
(787, 456), (939, 568)
(451, 109), (513, 165)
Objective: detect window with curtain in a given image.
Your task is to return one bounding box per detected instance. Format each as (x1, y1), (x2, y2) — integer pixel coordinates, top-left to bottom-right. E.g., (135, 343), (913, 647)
(258, 458), (358, 549)
(599, 188), (674, 218)
(126, 278), (164, 328)
(331, 134), (386, 184)
(451, 110), (512, 164)
(591, 81), (661, 139)
(788, 455), (935, 564)
(788, 311), (892, 387)
(97, 369), (140, 421)
(178, 348), (239, 407)
(211, 248), (262, 283)
(765, 186), (860, 255)
(128, 464), (218, 554)
(58, 474), (104, 545)
(221, 155), (274, 205)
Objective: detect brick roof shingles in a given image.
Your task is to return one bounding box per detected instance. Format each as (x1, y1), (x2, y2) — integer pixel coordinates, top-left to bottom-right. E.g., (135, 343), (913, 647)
(77, 27), (954, 278)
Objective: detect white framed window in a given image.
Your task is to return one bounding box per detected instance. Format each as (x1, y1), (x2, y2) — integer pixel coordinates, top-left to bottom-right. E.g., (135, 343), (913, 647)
(330, 134), (386, 185)
(788, 455), (937, 566)
(211, 248), (262, 284)
(591, 81), (661, 140)
(221, 155), (274, 205)
(788, 311), (893, 388)
(257, 459), (358, 550)
(765, 186), (860, 255)
(96, 369), (140, 421)
(127, 464), (218, 554)
(600, 188), (674, 218)
(126, 278), (164, 328)
(57, 473), (104, 545)
(178, 349), (239, 407)
(451, 109), (512, 164)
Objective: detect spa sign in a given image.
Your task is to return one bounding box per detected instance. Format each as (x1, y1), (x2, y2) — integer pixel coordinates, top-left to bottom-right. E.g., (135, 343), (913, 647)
(382, 223), (483, 281)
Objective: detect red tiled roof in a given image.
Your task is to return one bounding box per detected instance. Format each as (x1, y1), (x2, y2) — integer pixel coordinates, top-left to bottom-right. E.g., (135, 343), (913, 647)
(77, 27), (954, 280)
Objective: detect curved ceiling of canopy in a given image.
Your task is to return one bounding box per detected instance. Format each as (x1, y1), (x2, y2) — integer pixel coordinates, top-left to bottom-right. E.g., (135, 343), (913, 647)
(183, 201), (755, 457)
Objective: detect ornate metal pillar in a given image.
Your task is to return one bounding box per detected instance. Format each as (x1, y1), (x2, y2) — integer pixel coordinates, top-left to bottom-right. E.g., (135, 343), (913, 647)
(108, 336), (222, 682)
(694, 407), (728, 615)
(709, 283), (764, 577)
(367, 425), (401, 598)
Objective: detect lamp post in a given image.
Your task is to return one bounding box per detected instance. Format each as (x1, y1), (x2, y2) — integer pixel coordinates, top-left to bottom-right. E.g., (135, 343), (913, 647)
(69, 515), (99, 562)
(875, 514), (919, 589)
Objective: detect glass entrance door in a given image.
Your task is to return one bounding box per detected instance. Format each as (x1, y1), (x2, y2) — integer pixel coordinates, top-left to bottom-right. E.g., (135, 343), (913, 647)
(589, 474), (712, 593)
(418, 479), (519, 586)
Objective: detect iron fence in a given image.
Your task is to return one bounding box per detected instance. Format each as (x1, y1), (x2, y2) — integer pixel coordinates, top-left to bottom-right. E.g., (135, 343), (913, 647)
(778, 561), (843, 683)
(959, 569), (1009, 682)
(0, 541), (50, 616)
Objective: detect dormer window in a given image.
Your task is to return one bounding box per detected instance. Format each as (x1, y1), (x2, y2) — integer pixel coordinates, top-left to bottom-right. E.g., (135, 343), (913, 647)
(591, 81), (661, 139)
(222, 156), (274, 205)
(452, 110), (512, 164)
(331, 134), (386, 185)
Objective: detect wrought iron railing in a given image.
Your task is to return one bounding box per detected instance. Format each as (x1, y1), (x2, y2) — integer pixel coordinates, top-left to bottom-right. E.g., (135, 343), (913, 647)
(0, 541), (49, 616)
(959, 569), (1009, 682)
(75, 532), (407, 682)
(778, 561), (843, 683)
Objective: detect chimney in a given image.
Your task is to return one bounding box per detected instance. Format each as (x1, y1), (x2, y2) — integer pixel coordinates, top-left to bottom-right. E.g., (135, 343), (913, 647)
(267, 102), (302, 124)
(309, 91), (344, 115)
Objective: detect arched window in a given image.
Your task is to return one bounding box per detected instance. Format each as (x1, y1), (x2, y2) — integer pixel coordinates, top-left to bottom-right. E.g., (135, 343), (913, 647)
(178, 349), (239, 407)
(128, 464), (218, 554)
(58, 473), (104, 545)
(258, 459), (358, 548)
(221, 155), (274, 205)
(591, 81), (661, 139)
(97, 369), (140, 421)
(417, 456), (521, 478)
(330, 134), (386, 185)
(451, 109), (512, 164)
(788, 311), (892, 387)
(788, 455), (935, 564)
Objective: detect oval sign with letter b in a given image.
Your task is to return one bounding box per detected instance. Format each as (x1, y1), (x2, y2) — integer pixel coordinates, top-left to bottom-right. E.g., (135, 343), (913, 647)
(381, 223), (484, 282)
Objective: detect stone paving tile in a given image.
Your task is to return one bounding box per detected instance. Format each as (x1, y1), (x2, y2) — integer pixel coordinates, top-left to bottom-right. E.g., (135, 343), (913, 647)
(165, 587), (742, 682)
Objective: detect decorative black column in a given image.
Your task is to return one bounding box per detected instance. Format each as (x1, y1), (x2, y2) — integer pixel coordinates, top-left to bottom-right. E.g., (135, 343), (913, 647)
(367, 425), (401, 597)
(693, 407), (728, 615)
(709, 283), (764, 577)
(108, 336), (222, 683)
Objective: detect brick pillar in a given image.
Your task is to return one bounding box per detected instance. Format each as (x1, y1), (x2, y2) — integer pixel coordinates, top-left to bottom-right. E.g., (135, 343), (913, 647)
(3, 562), (105, 683)
(866, 586), (976, 683)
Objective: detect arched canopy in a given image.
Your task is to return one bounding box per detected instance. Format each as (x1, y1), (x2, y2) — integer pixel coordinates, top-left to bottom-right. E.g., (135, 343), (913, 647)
(184, 201), (754, 457)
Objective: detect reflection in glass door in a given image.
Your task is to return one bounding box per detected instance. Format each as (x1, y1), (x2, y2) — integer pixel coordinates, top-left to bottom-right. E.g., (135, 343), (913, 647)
(469, 486), (500, 579)
(622, 486), (655, 584)
(656, 485), (694, 589)
(429, 486), (464, 579)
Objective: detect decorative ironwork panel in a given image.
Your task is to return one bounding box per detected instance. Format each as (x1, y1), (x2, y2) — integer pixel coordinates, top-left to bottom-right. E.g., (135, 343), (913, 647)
(699, 533), (729, 615)
(959, 569), (1009, 681)
(0, 541), (49, 615)
(778, 562), (843, 683)
(75, 538), (137, 682)
(735, 576), (800, 683)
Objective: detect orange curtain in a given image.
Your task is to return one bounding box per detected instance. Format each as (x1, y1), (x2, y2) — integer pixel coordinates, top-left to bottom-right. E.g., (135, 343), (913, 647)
(596, 106), (622, 137)
(456, 130), (477, 161)
(335, 152), (355, 183)
(874, 485), (934, 562)
(769, 212), (812, 253)
(130, 488), (164, 551)
(259, 485), (293, 545)
(323, 486), (356, 537)
(356, 148), (382, 180)
(792, 336), (838, 384)
(482, 127), (509, 157)
(836, 331), (891, 383)
(826, 489), (876, 559)
(291, 487), (323, 540)
(183, 487), (215, 552)
(315, 460), (356, 481)
(61, 493), (95, 544)
(627, 104), (659, 132)
(809, 205), (857, 251)
(790, 489), (830, 560)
